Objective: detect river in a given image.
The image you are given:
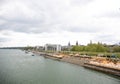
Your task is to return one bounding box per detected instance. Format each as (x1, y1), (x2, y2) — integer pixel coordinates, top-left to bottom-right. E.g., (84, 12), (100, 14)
(0, 49), (119, 84)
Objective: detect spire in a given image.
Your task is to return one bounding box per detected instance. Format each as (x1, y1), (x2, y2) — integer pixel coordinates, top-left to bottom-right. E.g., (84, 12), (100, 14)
(90, 40), (92, 44)
(68, 42), (71, 46)
(76, 41), (78, 46)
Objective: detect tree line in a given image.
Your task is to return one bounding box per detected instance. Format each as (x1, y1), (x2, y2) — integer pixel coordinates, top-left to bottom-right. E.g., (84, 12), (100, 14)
(71, 43), (120, 53)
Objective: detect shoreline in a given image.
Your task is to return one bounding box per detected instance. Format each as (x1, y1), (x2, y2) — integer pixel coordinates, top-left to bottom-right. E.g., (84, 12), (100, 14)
(31, 51), (120, 77)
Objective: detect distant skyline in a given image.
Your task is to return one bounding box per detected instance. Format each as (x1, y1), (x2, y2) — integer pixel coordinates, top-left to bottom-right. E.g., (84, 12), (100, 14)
(0, 0), (120, 47)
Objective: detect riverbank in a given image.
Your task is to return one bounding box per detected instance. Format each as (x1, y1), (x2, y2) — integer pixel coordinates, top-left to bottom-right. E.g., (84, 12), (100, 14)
(30, 51), (120, 77)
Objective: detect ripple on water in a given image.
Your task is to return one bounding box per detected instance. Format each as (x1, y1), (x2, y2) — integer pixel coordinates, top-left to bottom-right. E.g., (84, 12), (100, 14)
(0, 49), (120, 84)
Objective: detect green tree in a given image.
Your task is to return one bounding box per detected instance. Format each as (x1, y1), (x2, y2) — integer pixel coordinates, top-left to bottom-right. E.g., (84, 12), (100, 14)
(24, 46), (34, 50)
(71, 46), (84, 51)
(84, 43), (108, 52)
(71, 42), (109, 52)
(112, 46), (120, 52)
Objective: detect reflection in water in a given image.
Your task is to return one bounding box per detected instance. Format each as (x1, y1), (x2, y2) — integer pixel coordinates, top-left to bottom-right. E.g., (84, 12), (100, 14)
(0, 49), (120, 84)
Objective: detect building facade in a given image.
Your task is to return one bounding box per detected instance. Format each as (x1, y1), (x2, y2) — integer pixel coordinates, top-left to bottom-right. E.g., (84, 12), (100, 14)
(45, 44), (61, 52)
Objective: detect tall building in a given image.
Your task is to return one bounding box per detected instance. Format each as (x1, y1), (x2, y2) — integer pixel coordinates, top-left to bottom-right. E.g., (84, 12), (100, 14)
(68, 42), (71, 51)
(45, 44), (61, 52)
(76, 41), (78, 46)
(90, 40), (92, 44)
(68, 42), (71, 47)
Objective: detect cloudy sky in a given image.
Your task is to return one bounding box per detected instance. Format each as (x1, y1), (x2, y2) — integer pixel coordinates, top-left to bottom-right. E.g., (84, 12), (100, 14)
(0, 0), (120, 47)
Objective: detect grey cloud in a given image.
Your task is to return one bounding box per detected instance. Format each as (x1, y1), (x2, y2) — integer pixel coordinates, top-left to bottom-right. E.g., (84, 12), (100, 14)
(0, 0), (118, 34)
(0, 0), (62, 33)
(0, 0), (120, 47)
(68, 27), (99, 33)
(0, 22), (53, 33)
(0, 0), (6, 4)
(94, 34), (116, 42)
(0, 37), (11, 42)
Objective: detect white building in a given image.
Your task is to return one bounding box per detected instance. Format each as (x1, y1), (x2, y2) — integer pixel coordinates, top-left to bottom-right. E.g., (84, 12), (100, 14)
(45, 44), (61, 52)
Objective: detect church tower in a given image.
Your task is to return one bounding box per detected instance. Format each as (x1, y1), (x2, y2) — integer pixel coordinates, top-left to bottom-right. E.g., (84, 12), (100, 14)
(76, 41), (78, 46)
(68, 41), (71, 47)
(90, 40), (92, 44)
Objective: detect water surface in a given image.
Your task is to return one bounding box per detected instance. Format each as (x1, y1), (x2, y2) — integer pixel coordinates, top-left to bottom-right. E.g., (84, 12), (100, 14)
(0, 49), (120, 84)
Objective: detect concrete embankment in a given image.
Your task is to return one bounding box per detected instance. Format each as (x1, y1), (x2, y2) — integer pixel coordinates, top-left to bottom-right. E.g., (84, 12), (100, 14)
(83, 63), (120, 77)
(44, 55), (62, 60)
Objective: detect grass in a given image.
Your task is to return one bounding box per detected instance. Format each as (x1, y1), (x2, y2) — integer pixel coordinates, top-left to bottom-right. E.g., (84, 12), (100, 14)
(40, 50), (120, 58)
(60, 51), (120, 58)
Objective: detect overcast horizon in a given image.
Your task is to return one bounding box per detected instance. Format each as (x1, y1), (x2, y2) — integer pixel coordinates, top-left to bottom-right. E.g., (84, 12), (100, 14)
(0, 0), (120, 47)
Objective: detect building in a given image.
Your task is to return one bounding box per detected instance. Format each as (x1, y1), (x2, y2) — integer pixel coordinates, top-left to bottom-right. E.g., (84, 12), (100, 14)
(68, 41), (71, 47)
(35, 46), (44, 51)
(61, 42), (73, 51)
(45, 44), (61, 52)
(76, 41), (78, 46)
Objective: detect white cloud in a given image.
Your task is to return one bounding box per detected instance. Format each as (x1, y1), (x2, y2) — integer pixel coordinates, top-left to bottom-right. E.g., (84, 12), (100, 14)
(0, 0), (120, 47)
